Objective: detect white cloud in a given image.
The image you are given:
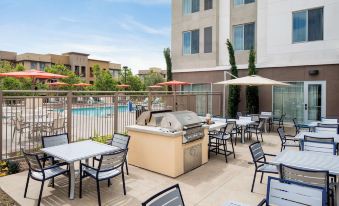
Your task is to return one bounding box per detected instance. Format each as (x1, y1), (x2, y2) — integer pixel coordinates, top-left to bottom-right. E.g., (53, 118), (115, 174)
(118, 16), (170, 36)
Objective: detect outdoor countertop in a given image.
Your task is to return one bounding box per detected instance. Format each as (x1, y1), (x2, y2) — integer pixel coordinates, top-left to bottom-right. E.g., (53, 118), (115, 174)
(126, 125), (184, 137)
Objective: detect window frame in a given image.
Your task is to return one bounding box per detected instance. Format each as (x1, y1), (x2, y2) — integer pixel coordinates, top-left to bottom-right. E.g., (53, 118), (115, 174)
(204, 26), (213, 53)
(234, 0), (255, 7)
(182, 29), (200, 55)
(204, 0), (213, 10)
(292, 7), (324, 44)
(183, 0), (200, 15)
(233, 22), (255, 51)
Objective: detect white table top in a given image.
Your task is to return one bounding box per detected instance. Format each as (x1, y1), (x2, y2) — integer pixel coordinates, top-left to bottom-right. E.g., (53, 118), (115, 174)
(41, 140), (119, 163)
(208, 121), (227, 131)
(271, 150), (339, 175)
(227, 119), (254, 126)
(295, 132), (339, 143)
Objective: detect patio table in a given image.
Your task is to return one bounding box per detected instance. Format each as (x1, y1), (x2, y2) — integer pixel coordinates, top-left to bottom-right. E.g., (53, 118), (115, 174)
(295, 131), (339, 143)
(208, 121), (227, 131)
(271, 150), (339, 205)
(227, 119), (254, 143)
(41, 140), (120, 200)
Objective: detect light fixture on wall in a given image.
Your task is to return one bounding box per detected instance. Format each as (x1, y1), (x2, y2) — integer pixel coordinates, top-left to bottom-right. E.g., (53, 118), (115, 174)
(309, 70), (319, 76)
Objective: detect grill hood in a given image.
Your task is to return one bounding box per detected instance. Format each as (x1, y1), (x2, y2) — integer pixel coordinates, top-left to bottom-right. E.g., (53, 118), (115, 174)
(160, 111), (203, 131)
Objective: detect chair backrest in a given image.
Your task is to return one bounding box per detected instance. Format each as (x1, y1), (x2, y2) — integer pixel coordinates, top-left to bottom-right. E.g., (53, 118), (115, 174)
(52, 118), (66, 130)
(257, 120), (265, 130)
(239, 116), (251, 121)
(236, 112), (242, 118)
(225, 122), (235, 134)
(279, 114), (285, 125)
(42, 133), (69, 148)
(292, 118), (300, 134)
(142, 184), (185, 206)
(280, 164), (329, 191)
(277, 127), (287, 143)
(316, 125), (338, 134)
(251, 115), (260, 122)
(322, 118), (338, 124)
(111, 133), (130, 150)
(22, 150), (42, 172)
(302, 136), (336, 155)
(98, 149), (127, 172)
(261, 112), (272, 116)
(266, 176), (326, 206)
(249, 142), (265, 165)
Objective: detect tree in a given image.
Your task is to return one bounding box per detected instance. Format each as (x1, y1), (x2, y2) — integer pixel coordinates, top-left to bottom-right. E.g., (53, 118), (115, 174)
(163, 48), (172, 90)
(246, 49), (259, 114)
(0, 61), (33, 90)
(44, 64), (81, 86)
(119, 67), (144, 91)
(143, 70), (165, 88)
(226, 39), (240, 118)
(93, 64), (118, 91)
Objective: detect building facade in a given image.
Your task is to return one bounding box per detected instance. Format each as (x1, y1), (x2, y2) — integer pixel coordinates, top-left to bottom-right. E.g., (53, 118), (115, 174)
(0, 51), (121, 83)
(138, 67), (167, 80)
(171, 0), (339, 121)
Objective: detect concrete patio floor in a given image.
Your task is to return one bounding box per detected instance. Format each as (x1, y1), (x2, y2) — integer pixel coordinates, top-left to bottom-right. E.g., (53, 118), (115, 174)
(0, 131), (292, 206)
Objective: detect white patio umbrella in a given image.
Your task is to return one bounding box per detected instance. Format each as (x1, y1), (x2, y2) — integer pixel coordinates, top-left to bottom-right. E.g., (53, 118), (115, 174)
(214, 75), (290, 86)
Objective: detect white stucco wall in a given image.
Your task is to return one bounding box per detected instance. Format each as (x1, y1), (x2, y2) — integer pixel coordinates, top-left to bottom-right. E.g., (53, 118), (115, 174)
(218, 0), (231, 67)
(257, 0), (339, 68)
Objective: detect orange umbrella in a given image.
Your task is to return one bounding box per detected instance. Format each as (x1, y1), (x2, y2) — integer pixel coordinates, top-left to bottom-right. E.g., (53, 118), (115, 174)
(73, 83), (92, 87)
(157, 80), (191, 86)
(148, 85), (163, 89)
(0, 69), (67, 79)
(117, 84), (130, 88)
(47, 82), (69, 86)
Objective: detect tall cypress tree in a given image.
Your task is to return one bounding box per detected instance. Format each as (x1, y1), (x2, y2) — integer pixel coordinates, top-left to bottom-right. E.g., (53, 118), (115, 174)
(246, 48), (259, 114)
(226, 39), (240, 118)
(163, 48), (172, 91)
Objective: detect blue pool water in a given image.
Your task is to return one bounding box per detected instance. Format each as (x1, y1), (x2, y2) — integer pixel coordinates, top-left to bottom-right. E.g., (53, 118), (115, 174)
(58, 106), (128, 117)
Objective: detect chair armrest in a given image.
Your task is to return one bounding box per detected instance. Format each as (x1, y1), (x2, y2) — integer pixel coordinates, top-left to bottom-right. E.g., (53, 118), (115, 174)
(43, 162), (68, 171)
(80, 162), (98, 171)
(264, 153), (276, 157)
(286, 138), (298, 142)
(257, 199), (266, 206)
(285, 134), (295, 138)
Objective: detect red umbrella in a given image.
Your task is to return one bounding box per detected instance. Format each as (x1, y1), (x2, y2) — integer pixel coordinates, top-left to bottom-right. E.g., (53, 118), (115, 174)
(157, 80), (191, 86)
(117, 84), (130, 88)
(0, 69), (67, 79)
(148, 85), (163, 90)
(73, 83), (92, 87)
(47, 82), (69, 86)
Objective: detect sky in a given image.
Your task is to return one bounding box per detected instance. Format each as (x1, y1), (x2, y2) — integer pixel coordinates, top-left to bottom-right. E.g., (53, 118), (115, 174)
(0, 0), (171, 73)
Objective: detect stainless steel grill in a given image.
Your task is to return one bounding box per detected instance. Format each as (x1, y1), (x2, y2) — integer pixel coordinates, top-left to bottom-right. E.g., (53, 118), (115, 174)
(136, 110), (204, 144)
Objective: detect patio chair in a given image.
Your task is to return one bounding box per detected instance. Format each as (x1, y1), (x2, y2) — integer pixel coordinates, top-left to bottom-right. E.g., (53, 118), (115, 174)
(227, 120), (240, 145)
(279, 164), (334, 205)
(41, 133), (69, 168)
(260, 112), (273, 132)
(277, 113), (285, 130)
(277, 127), (299, 151)
(142, 184), (185, 206)
(322, 118), (338, 124)
(41, 118), (66, 135)
(79, 149), (128, 206)
(250, 114), (260, 127)
(245, 120), (265, 142)
(11, 115), (30, 150)
(236, 112), (242, 118)
(249, 142), (278, 192)
(302, 136), (336, 155)
(257, 176), (326, 206)
(316, 124), (339, 134)
(23, 150), (69, 206)
(93, 133), (131, 175)
(209, 122), (235, 163)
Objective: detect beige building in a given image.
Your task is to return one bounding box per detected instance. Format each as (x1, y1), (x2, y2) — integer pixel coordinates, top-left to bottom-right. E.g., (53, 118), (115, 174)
(138, 67), (166, 80)
(172, 0), (339, 122)
(0, 51), (121, 83)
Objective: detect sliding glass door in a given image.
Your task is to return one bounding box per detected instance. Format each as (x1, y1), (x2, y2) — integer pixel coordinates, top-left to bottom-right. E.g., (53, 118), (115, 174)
(273, 81), (326, 122)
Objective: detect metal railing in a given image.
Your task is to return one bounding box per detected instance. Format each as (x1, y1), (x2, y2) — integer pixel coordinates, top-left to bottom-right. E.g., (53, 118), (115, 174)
(0, 90), (223, 159)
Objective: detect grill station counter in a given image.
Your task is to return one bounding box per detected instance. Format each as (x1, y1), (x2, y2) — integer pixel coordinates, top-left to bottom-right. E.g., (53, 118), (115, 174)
(126, 110), (211, 178)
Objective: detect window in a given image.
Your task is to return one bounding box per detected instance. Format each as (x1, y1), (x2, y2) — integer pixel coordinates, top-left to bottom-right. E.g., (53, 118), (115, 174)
(233, 23), (255, 51)
(183, 0), (199, 15)
(204, 27), (212, 53)
(293, 8), (323, 43)
(40, 63), (45, 70)
(205, 0), (213, 10)
(81, 66), (86, 77)
(183, 29), (200, 55)
(30, 62), (37, 69)
(90, 67), (94, 77)
(75, 66), (80, 76)
(234, 0), (255, 6)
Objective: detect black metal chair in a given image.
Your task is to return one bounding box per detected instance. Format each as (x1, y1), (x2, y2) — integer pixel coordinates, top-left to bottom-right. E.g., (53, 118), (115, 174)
(278, 114), (285, 130)
(142, 184), (185, 206)
(245, 120), (265, 142)
(209, 122), (236, 163)
(80, 149), (128, 206)
(41, 133), (69, 163)
(302, 136), (336, 155)
(279, 164), (334, 205)
(93, 133), (131, 175)
(315, 124), (339, 134)
(249, 142), (278, 192)
(277, 127), (299, 151)
(236, 112), (242, 119)
(23, 150), (69, 206)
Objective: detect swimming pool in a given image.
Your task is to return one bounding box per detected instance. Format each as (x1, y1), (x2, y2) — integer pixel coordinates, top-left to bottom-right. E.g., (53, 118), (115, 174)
(58, 106), (128, 117)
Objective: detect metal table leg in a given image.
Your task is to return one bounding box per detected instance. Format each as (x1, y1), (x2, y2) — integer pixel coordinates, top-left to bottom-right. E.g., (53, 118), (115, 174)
(69, 162), (75, 200)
